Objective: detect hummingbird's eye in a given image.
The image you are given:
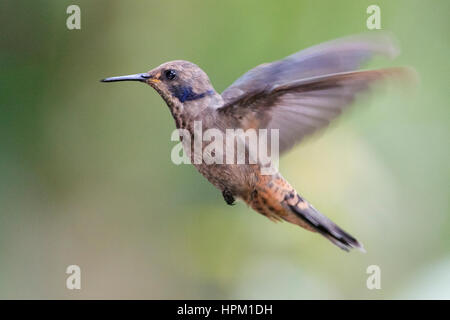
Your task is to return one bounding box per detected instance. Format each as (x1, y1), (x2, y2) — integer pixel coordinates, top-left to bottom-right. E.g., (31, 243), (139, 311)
(164, 69), (177, 81)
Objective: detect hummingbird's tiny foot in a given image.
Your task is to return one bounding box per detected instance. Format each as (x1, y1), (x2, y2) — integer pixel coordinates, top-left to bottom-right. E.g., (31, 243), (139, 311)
(222, 189), (235, 206)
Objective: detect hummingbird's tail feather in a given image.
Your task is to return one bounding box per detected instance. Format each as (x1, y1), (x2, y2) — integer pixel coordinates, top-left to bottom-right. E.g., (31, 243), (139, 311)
(247, 174), (364, 252)
(285, 196), (365, 252)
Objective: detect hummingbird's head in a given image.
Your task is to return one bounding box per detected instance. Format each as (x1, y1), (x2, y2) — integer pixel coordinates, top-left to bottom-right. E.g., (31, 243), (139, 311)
(101, 60), (222, 117)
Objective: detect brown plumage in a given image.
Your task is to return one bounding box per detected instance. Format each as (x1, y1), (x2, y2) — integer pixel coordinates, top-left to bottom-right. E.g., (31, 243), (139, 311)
(244, 172), (362, 251)
(101, 33), (415, 252)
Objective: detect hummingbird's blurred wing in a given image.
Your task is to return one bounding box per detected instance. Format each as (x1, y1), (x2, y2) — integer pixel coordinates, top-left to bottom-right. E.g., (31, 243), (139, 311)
(221, 33), (398, 106)
(219, 68), (413, 153)
(218, 34), (412, 154)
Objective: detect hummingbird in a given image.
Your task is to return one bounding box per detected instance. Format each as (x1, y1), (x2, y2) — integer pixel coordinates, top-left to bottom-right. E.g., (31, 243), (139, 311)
(101, 34), (412, 252)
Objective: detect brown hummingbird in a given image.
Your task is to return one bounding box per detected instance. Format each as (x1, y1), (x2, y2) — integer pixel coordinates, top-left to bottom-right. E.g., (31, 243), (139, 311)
(101, 34), (413, 252)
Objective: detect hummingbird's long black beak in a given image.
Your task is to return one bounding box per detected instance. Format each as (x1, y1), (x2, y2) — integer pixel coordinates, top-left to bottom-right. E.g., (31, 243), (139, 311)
(100, 73), (151, 83)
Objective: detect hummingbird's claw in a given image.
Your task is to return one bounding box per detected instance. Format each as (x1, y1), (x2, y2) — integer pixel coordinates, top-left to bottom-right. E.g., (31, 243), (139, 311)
(222, 189), (235, 206)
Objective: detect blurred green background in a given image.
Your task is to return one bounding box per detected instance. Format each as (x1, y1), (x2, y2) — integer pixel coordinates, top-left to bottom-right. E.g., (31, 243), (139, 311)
(0, 0), (449, 299)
